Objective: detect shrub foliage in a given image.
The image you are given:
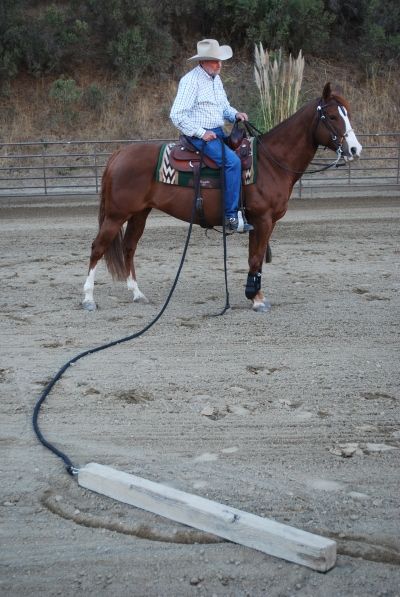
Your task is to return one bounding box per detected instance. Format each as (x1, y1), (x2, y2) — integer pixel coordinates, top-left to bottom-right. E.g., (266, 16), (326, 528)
(0, 0), (398, 84)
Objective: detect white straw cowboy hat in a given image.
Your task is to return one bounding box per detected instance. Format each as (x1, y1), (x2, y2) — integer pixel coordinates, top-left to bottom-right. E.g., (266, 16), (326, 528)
(188, 39), (233, 62)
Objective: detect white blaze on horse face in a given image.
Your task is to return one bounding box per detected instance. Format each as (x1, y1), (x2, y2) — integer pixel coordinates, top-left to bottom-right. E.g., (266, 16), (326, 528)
(338, 105), (362, 160)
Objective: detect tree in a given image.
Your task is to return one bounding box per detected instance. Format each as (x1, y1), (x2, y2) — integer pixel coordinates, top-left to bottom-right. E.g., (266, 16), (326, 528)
(360, 0), (400, 64)
(0, 1), (24, 81)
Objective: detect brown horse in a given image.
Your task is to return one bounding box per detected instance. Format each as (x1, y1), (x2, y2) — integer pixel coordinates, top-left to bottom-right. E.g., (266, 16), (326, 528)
(83, 82), (362, 312)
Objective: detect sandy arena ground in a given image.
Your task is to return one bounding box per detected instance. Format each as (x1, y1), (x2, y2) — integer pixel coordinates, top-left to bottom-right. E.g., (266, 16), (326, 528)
(1, 194), (399, 596)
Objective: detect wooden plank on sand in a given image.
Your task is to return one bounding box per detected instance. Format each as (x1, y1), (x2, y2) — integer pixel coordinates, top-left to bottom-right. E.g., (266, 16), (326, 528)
(78, 462), (336, 571)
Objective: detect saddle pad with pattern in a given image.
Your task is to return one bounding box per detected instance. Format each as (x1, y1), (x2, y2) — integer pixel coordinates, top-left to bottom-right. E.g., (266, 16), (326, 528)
(155, 138), (257, 188)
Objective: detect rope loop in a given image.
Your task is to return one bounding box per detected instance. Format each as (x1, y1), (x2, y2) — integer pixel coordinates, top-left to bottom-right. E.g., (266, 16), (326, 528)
(33, 143), (231, 473)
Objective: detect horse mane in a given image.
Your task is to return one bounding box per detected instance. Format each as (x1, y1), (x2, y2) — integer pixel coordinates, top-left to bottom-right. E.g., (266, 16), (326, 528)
(330, 92), (350, 113)
(262, 99), (316, 138)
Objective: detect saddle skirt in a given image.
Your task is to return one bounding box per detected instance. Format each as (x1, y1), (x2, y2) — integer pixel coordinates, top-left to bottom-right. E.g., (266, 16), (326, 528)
(155, 137), (257, 189)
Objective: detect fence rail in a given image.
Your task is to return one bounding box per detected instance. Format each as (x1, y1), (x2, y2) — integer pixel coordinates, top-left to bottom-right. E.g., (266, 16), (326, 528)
(0, 134), (399, 199)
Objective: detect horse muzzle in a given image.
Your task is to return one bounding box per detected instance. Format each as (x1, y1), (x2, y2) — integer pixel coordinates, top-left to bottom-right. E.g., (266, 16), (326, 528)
(341, 134), (363, 161)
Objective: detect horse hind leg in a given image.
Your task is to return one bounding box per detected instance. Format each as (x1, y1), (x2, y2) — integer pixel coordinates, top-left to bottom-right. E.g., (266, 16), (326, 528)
(82, 216), (125, 311)
(123, 209), (151, 303)
(83, 265), (97, 310)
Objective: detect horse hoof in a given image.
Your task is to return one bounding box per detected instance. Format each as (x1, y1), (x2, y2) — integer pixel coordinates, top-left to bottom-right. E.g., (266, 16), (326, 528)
(82, 300), (97, 311)
(133, 293), (149, 304)
(252, 300), (271, 313)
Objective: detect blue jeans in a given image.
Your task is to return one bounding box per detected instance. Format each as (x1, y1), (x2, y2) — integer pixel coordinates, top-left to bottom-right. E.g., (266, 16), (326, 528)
(189, 127), (241, 220)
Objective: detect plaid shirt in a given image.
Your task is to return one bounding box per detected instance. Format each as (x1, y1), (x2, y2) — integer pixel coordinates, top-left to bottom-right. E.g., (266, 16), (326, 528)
(170, 65), (238, 139)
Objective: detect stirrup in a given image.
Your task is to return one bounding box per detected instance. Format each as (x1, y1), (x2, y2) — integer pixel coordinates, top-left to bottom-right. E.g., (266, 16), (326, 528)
(225, 213), (254, 233)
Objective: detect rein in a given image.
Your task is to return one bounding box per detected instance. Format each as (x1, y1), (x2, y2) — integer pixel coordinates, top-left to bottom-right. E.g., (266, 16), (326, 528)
(243, 102), (347, 176)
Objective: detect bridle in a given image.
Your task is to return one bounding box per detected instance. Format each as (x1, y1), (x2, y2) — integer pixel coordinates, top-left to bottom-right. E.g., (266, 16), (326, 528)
(315, 99), (348, 155)
(244, 98), (349, 175)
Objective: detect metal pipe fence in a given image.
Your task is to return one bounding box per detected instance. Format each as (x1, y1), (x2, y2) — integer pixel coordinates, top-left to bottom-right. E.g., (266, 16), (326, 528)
(0, 134), (399, 198)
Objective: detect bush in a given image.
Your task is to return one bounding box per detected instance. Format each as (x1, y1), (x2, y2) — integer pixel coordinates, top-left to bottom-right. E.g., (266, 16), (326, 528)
(0, 31), (23, 80)
(83, 83), (106, 111)
(49, 77), (82, 126)
(50, 77), (81, 104)
(22, 6), (88, 76)
(172, 0), (333, 56)
(0, 1), (24, 81)
(78, 0), (173, 79)
(108, 27), (148, 83)
(360, 0), (400, 66)
(0, 2), (89, 81)
(1, 0), (399, 85)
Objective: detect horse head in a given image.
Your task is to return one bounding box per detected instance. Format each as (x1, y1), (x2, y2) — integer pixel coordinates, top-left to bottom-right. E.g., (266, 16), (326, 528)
(315, 82), (362, 161)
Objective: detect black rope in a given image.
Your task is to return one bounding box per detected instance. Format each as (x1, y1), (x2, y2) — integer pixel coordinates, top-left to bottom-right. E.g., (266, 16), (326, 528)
(33, 141), (235, 476)
(215, 137), (230, 316)
(33, 203), (196, 475)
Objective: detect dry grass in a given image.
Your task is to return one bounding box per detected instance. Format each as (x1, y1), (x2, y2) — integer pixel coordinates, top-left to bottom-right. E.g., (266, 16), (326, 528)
(0, 59), (398, 143)
(303, 57), (400, 133)
(254, 45), (304, 131)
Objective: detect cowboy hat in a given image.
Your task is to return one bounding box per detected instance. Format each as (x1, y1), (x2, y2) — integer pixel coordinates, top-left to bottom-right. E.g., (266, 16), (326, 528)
(188, 39), (233, 62)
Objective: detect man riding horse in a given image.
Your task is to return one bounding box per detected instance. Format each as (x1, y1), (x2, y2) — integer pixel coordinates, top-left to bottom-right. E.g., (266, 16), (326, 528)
(170, 39), (254, 233)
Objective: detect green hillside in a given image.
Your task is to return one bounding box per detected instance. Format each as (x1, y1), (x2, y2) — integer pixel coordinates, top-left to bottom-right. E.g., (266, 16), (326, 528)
(1, 1), (399, 140)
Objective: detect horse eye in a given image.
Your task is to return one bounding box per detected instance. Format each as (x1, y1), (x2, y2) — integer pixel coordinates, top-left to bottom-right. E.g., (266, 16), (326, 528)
(329, 115), (336, 120)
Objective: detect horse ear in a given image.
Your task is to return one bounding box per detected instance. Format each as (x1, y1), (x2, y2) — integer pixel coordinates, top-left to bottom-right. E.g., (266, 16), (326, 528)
(322, 82), (332, 101)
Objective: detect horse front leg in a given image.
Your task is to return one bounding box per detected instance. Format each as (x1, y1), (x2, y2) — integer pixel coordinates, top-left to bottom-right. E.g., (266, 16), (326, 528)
(246, 219), (274, 313)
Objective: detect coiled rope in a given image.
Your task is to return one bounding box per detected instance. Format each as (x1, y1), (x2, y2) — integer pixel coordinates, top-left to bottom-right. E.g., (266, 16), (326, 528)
(33, 140), (231, 475)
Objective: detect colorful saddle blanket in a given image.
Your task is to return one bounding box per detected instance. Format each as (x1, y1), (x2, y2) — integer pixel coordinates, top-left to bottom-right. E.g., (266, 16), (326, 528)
(155, 138), (257, 189)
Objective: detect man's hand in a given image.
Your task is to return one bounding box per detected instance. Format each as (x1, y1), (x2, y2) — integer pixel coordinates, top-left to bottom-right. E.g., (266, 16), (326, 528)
(235, 112), (249, 122)
(202, 130), (217, 141)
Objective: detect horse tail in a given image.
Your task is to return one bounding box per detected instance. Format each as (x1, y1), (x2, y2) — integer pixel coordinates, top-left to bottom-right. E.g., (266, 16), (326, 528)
(99, 151), (127, 281)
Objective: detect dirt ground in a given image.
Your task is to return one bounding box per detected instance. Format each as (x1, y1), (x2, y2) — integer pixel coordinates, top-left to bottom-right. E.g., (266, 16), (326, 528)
(1, 194), (399, 596)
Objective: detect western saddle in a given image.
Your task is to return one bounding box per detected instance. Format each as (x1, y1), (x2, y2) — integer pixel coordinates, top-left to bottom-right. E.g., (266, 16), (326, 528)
(167, 123), (253, 228)
(169, 130), (252, 174)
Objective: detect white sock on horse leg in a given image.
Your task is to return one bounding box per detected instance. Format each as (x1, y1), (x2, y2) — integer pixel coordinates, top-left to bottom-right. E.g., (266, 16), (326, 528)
(83, 267), (97, 304)
(127, 274), (148, 302)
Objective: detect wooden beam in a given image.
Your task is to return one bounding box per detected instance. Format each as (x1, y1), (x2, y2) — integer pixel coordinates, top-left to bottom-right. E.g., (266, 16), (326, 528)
(78, 462), (336, 571)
